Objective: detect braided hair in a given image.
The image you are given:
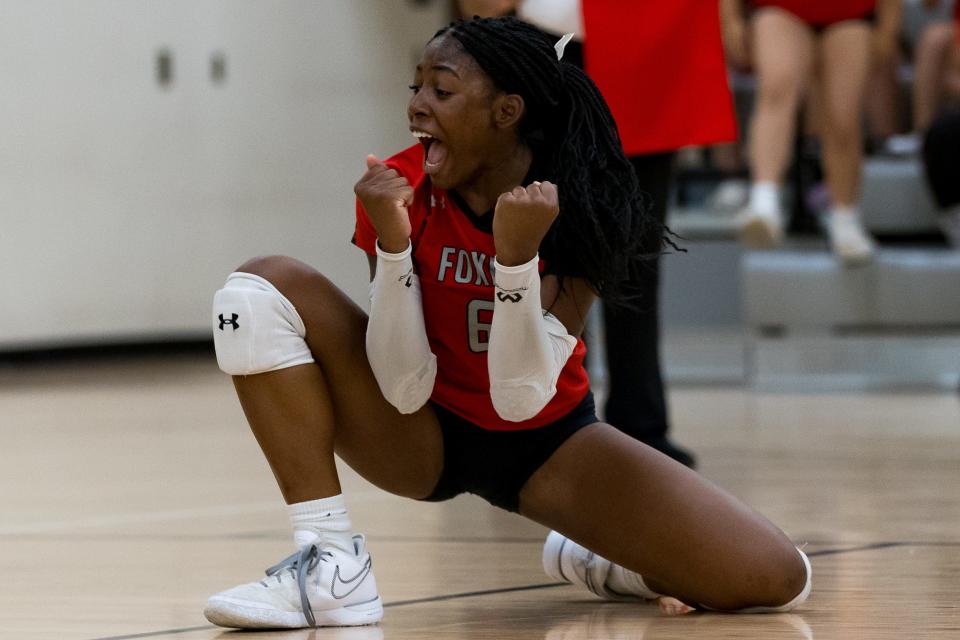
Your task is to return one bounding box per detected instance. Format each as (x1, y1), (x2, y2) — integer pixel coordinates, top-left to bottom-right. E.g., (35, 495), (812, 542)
(434, 16), (672, 305)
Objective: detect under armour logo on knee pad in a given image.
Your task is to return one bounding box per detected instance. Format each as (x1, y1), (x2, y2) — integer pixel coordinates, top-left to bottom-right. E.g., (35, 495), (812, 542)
(218, 313), (240, 331)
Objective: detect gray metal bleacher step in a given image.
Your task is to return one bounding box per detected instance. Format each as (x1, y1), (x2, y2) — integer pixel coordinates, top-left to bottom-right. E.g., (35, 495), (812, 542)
(861, 157), (941, 234)
(742, 248), (960, 329)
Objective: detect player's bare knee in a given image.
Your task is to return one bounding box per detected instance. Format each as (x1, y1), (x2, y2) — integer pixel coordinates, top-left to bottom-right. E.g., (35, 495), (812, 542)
(745, 546), (812, 612)
(234, 255), (312, 293)
(775, 547), (811, 608)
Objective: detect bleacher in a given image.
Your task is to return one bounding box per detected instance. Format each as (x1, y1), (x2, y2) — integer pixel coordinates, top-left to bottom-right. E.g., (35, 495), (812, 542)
(665, 125), (959, 391)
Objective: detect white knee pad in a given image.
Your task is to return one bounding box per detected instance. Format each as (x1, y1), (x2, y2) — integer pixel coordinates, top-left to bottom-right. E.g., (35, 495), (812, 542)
(212, 272), (315, 376)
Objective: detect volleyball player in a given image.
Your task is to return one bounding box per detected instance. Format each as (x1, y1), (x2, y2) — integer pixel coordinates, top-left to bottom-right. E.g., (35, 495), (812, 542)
(203, 17), (811, 629)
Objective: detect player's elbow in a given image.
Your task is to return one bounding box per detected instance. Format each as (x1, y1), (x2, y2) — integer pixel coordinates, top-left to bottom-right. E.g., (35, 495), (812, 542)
(490, 380), (555, 422)
(375, 354), (437, 415)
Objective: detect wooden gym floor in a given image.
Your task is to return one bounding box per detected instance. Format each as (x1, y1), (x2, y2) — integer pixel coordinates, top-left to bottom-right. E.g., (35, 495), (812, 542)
(1, 353), (958, 639)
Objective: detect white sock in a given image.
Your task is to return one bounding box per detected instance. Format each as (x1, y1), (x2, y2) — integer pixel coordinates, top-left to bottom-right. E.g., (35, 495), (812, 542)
(288, 494), (354, 554)
(605, 564), (662, 600)
(829, 204), (860, 220)
(749, 181), (782, 217)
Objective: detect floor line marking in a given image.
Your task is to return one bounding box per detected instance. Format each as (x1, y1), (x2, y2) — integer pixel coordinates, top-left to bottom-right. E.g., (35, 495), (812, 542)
(83, 541), (945, 640)
(806, 541), (905, 557)
(384, 582), (567, 608)
(87, 625), (214, 640)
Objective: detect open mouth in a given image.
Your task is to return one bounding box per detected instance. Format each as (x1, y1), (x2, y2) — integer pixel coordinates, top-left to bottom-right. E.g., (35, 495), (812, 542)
(412, 130), (448, 176)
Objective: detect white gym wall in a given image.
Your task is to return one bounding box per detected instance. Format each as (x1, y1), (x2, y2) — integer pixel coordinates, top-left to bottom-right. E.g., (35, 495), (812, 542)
(0, 0), (447, 348)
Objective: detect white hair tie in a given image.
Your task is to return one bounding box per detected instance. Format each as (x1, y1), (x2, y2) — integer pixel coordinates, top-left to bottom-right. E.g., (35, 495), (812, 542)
(554, 33), (575, 61)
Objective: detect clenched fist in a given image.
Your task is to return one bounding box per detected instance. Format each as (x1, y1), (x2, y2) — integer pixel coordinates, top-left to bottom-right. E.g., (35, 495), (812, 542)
(492, 181), (560, 266)
(354, 154), (414, 253)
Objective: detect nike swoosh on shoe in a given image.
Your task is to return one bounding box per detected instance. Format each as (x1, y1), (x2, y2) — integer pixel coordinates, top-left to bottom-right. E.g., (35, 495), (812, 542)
(330, 557), (372, 600)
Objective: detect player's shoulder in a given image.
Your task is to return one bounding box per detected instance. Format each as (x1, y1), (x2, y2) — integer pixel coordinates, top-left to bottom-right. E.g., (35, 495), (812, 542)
(384, 144), (426, 184)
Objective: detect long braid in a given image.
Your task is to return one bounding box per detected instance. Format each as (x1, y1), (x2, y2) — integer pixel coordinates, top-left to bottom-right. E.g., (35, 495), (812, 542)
(436, 17), (671, 305)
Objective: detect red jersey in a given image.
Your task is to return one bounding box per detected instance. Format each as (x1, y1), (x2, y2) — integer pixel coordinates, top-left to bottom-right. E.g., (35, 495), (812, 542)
(353, 145), (590, 431)
(582, 0), (737, 155)
(752, 0), (876, 26)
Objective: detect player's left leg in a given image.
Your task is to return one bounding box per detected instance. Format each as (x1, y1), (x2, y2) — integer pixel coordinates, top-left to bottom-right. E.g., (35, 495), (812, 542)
(519, 423), (809, 612)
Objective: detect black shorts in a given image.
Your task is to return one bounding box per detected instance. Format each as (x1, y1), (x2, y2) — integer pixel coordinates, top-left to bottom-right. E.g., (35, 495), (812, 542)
(422, 391), (599, 513)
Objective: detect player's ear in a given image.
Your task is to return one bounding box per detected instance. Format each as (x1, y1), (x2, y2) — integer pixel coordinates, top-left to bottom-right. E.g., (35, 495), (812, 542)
(493, 93), (525, 130)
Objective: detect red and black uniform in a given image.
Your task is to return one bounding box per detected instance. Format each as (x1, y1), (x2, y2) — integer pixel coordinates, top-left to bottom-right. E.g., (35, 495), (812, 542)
(752, 0), (877, 29)
(352, 144), (590, 432)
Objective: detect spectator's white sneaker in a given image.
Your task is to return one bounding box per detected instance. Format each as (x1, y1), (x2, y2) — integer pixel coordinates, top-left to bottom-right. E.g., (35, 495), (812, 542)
(827, 212), (875, 265)
(708, 179), (750, 212)
(737, 208), (785, 248)
(542, 531), (658, 601)
(204, 535), (383, 629)
(882, 133), (921, 157)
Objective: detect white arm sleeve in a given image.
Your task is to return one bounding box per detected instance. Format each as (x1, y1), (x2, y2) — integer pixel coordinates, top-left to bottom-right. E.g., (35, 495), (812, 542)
(366, 241), (437, 414)
(488, 255), (577, 422)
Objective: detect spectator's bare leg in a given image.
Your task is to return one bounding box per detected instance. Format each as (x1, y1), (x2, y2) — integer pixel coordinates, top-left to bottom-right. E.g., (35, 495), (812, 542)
(748, 9), (816, 184)
(818, 21), (872, 206)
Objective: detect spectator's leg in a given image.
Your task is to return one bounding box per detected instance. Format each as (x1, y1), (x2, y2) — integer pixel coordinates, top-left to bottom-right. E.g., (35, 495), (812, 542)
(913, 22), (957, 131)
(818, 20), (875, 263)
(748, 9), (816, 185)
(739, 9), (816, 246)
(818, 21), (872, 207)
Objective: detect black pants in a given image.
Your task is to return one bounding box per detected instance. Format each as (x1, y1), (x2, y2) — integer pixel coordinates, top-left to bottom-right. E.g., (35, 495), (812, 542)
(601, 152), (675, 440)
(923, 109), (960, 210)
(554, 36), (677, 442)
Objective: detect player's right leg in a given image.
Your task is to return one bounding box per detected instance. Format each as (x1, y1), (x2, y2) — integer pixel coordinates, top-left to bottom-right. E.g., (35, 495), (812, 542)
(204, 255), (446, 629)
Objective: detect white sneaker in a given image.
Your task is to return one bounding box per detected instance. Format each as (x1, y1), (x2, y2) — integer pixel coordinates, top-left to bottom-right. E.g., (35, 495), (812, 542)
(708, 179), (750, 212)
(542, 531), (658, 601)
(883, 133), (921, 157)
(204, 535), (383, 629)
(736, 208), (785, 248)
(827, 213), (875, 265)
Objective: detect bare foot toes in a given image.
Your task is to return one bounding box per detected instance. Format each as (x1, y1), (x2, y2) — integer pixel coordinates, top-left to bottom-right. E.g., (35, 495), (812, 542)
(657, 596), (695, 615)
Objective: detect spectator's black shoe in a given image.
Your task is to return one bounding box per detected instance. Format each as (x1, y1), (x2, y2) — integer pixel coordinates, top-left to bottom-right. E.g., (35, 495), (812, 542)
(641, 436), (697, 469)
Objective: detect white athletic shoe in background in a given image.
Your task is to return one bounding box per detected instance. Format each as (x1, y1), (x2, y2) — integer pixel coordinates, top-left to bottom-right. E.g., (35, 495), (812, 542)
(204, 535), (383, 629)
(736, 207), (785, 248)
(708, 179), (750, 212)
(827, 211), (875, 266)
(542, 531), (659, 601)
(882, 132), (921, 157)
